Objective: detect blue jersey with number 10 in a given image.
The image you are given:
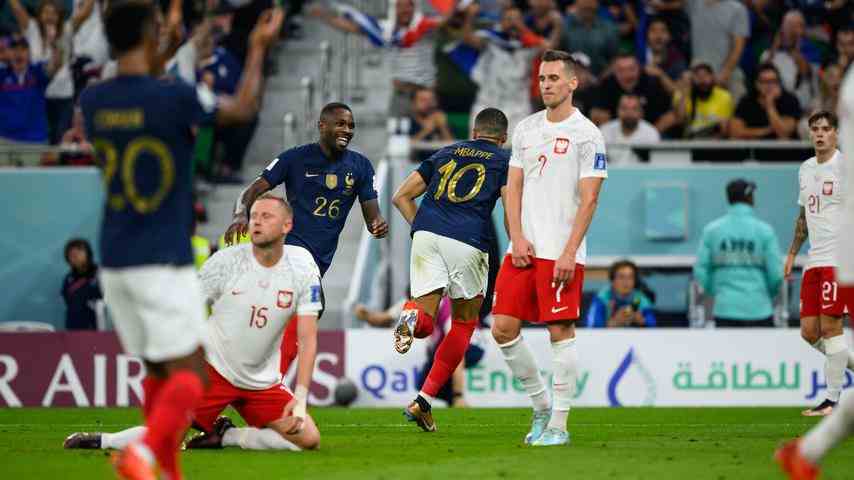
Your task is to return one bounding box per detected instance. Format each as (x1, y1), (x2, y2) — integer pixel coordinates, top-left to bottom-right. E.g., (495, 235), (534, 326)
(412, 139), (509, 252)
(80, 76), (218, 268)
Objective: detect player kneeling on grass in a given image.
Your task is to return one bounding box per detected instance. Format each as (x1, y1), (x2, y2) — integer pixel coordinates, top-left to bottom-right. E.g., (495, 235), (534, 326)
(65, 194), (322, 452)
(391, 107), (510, 432)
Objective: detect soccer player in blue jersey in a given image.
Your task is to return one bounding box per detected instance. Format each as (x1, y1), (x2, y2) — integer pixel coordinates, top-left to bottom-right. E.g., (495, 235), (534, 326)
(224, 102), (389, 373)
(78, 2), (282, 478)
(390, 107), (509, 432)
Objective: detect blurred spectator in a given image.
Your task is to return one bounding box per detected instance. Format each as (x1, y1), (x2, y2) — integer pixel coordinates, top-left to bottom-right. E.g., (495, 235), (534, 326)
(61, 238), (102, 330)
(584, 259), (657, 328)
(560, 0), (619, 76)
(673, 61), (734, 138)
(730, 63), (801, 140)
(8, 0), (74, 144)
(600, 94), (660, 164)
(640, 0), (690, 57)
(642, 16), (686, 95)
(465, 5), (552, 140)
(70, 0), (109, 96)
(310, 0), (442, 117)
(824, 0), (854, 47)
(590, 53), (677, 136)
(409, 87), (454, 142)
(434, 6), (480, 136)
(798, 63), (843, 138)
(601, 0), (638, 52)
(686, 0), (749, 101)
(760, 10), (820, 110)
(524, 0), (563, 109)
(55, 106), (94, 165)
(694, 179), (783, 328)
(0, 35), (10, 63)
(0, 33), (62, 164)
(569, 51), (597, 115)
(826, 23), (854, 70)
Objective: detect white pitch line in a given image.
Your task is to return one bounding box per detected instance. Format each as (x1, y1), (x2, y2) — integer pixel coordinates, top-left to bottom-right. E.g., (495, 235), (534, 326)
(0, 423), (814, 429)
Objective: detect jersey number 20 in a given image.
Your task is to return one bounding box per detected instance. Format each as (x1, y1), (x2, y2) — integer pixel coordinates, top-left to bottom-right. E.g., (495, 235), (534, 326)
(95, 137), (175, 214)
(434, 159), (486, 203)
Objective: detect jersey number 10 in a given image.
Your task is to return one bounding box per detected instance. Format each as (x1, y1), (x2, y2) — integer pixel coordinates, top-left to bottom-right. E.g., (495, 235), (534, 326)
(434, 159), (487, 203)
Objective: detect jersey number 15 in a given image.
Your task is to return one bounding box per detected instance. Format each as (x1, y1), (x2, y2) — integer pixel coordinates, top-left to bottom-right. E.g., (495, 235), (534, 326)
(434, 159), (486, 203)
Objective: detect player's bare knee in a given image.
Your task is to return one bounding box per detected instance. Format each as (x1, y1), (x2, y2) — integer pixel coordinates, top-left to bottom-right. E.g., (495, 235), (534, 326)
(547, 320), (575, 343)
(299, 429), (320, 450)
(492, 317), (520, 345)
(820, 316), (844, 338)
(800, 318), (820, 344)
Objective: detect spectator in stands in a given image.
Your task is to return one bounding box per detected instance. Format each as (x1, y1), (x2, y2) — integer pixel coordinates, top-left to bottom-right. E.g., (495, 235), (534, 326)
(798, 63), (843, 138)
(409, 87), (454, 142)
(584, 259), (657, 328)
(524, 0), (563, 110)
(58, 106), (93, 165)
(686, 0), (749, 101)
(600, 94), (660, 164)
(0, 35), (10, 63)
(591, 53), (677, 136)
(61, 238), (102, 330)
(8, 0), (75, 145)
(640, 0), (690, 57)
(673, 60), (734, 138)
(642, 16), (685, 95)
(309, 0), (443, 117)
(560, 0), (619, 76)
(760, 10), (820, 110)
(69, 0), (109, 97)
(464, 4), (553, 140)
(694, 179), (784, 328)
(602, 0), (638, 52)
(824, 1), (854, 48)
(570, 51), (597, 116)
(827, 23), (854, 70)
(433, 5), (480, 137)
(0, 33), (62, 164)
(729, 63), (802, 140)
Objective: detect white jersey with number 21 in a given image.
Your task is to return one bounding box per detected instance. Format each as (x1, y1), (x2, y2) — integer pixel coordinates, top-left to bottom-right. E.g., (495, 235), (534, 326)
(198, 244), (322, 390)
(798, 150), (846, 271)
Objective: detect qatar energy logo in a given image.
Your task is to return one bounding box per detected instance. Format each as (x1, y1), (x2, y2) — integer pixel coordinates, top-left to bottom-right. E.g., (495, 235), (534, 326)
(607, 348), (657, 407)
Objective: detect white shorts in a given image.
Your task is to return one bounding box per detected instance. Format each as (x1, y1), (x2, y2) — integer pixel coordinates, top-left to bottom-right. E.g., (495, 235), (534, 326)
(101, 265), (207, 363)
(410, 230), (489, 300)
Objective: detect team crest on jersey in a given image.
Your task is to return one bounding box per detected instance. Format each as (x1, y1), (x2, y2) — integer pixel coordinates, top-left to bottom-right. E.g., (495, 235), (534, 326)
(823, 181), (834, 195)
(277, 290), (293, 309)
(325, 174), (338, 190)
(554, 138), (570, 154)
(343, 172), (355, 195)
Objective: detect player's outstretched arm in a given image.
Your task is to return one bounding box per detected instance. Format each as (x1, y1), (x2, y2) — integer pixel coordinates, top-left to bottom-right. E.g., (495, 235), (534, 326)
(507, 166), (534, 267)
(225, 177), (273, 245)
(784, 207), (807, 278)
(391, 172), (427, 225)
(216, 8), (285, 125)
(307, 4), (361, 34)
(292, 314), (319, 432)
(554, 176), (604, 285)
(360, 199), (389, 238)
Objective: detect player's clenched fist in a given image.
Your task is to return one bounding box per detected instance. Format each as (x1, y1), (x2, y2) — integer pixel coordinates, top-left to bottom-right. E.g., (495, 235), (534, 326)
(511, 236), (535, 268)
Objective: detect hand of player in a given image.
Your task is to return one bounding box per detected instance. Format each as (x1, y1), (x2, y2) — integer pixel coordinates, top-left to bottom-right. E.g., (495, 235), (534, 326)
(224, 216), (248, 246)
(511, 236), (535, 268)
(353, 303), (370, 321)
(250, 7), (285, 50)
(784, 253), (796, 279)
(281, 397), (305, 434)
(370, 217), (389, 238)
(552, 253), (576, 287)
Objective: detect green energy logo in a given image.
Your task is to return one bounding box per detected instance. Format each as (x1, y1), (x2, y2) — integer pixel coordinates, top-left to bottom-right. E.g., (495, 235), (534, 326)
(672, 362), (801, 391)
(466, 366), (589, 399)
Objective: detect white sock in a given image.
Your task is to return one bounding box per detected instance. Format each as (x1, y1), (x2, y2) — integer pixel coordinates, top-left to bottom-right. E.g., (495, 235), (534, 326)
(801, 391), (854, 463)
(811, 338), (854, 370)
(221, 427), (301, 451)
(824, 335), (849, 402)
(101, 426), (146, 450)
(418, 391), (435, 406)
(497, 335), (550, 412)
(546, 338), (577, 432)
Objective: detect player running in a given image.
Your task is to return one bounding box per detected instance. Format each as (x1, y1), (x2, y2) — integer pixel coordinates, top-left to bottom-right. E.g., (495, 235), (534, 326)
(65, 194), (322, 453)
(490, 50), (607, 447)
(775, 102), (854, 479)
(79, 2), (282, 478)
(224, 102), (389, 374)
(391, 107), (510, 432)
(782, 110), (854, 417)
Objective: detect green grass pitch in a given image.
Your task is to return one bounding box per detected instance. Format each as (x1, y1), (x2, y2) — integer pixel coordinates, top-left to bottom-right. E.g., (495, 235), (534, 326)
(1, 407), (852, 479)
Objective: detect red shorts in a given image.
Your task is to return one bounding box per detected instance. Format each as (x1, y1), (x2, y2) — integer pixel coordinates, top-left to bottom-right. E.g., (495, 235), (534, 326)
(800, 267), (854, 318)
(492, 255), (585, 322)
(194, 364), (293, 432)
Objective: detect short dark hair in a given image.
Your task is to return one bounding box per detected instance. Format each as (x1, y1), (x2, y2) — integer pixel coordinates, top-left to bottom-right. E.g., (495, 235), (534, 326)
(618, 94), (642, 109)
(64, 238), (93, 264)
(646, 16), (669, 33)
(808, 110), (838, 129)
(103, 0), (158, 56)
(253, 192), (294, 218)
(320, 102), (353, 120)
(756, 62), (782, 81)
(473, 107), (508, 138)
(609, 259), (639, 284)
(541, 49), (576, 76)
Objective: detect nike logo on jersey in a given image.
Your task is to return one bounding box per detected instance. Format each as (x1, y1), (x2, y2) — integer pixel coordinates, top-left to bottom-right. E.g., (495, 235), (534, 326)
(551, 306), (568, 314)
(822, 303), (835, 310)
(231, 290), (245, 295)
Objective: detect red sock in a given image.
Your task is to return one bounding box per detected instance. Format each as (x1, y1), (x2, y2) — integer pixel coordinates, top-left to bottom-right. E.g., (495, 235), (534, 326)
(280, 315), (299, 374)
(142, 370), (204, 480)
(403, 300), (434, 338)
(421, 319), (476, 397)
(141, 376), (165, 419)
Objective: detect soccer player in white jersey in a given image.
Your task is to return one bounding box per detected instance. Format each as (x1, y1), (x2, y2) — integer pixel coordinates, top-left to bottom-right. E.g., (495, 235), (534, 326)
(64, 193), (322, 453)
(775, 104), (854, 479)
(782, 110), (854, 417)
(491, 49), (607, 447)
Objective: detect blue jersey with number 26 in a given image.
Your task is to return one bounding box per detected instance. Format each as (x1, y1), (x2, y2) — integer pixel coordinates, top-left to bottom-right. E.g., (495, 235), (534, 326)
(261, 143), (378, 276)
(412, 139), (509, 252)
(80, 76), (218, 268)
